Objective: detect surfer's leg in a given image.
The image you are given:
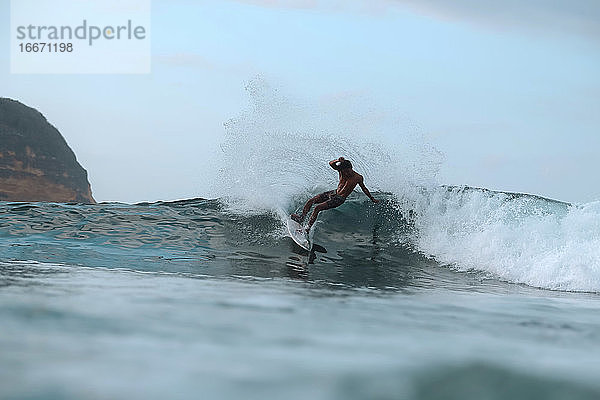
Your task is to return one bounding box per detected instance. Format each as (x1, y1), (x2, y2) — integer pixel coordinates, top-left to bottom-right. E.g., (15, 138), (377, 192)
(305, 193), (345, 232)
(306, 202), (334, 232)
(293, 192), (329, 223)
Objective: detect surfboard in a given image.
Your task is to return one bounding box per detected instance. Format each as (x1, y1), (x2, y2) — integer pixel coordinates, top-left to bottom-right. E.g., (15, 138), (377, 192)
(287, 218), (311, 251)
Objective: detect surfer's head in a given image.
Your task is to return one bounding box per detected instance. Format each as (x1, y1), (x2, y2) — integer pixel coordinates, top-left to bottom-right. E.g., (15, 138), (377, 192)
(334, 159), (352, 171)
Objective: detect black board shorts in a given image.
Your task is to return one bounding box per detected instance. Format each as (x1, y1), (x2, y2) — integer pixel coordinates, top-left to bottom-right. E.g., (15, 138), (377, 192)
(315, 190), (346, 209)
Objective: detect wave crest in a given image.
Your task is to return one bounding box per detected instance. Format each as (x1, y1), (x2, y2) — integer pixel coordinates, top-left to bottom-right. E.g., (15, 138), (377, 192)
(412, 186), (600, 292)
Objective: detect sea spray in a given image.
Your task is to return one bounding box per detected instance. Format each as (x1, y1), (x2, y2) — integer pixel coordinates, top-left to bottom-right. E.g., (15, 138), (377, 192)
(213, 77), (600, 292)
(214, 76), (442, 214)
(413, 187), (600, 292)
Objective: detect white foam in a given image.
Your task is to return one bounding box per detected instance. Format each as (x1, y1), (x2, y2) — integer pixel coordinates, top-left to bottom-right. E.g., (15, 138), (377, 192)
(215, 78), (600, 292)
(213, 76), (441, 214)
(413, 188), (600, 292)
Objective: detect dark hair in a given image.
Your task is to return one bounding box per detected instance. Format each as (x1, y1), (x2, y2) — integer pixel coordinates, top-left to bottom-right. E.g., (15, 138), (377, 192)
(338, 159), (352, 170)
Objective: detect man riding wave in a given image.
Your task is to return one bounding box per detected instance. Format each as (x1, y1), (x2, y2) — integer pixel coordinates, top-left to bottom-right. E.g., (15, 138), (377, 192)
(291, 157), (379, 233)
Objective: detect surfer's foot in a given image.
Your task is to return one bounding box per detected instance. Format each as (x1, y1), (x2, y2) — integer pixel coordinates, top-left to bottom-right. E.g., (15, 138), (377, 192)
(291, 213), (303, 223)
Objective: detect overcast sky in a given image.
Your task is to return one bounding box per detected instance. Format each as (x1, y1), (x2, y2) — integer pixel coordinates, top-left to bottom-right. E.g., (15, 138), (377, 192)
(1, 0), (598, 203)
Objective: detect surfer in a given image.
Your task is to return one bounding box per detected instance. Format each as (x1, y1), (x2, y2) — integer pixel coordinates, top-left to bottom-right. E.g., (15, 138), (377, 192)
(291, 157), (379, 232)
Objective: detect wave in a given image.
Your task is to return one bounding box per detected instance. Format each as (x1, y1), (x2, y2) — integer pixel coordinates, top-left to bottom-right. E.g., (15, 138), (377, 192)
(2, 185), (598, 292)
(206, 77), (600, 292)
(411, 186), (600, 292)
(0, 196), (429, 291)
(2, 78), (598, 293)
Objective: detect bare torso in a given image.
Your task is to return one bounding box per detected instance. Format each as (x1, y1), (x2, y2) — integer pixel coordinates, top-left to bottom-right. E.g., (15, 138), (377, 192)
(291, 158), (378, 230)
(336, 171), (362, 198)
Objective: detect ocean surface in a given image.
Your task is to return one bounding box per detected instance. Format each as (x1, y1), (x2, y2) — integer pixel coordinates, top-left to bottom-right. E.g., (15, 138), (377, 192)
(1, 186), (600, 400)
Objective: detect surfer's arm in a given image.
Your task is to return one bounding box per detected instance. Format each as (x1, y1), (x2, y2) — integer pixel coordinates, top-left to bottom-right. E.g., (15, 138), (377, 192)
(329, 157), (343, 170)
(359, 178), (379, 203)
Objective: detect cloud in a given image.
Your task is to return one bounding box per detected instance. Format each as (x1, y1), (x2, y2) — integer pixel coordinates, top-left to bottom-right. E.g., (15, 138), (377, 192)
(228, 0), (600, 40)
(153, 52), (257, 76)
(230, 0), (319, 9)
(154, 53), (216, 69)
(393, 0), (600, 39)
(228, 0), (392, 14)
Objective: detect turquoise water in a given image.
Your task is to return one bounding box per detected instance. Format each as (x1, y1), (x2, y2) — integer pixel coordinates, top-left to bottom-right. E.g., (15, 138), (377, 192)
(1, 192), (600, 399)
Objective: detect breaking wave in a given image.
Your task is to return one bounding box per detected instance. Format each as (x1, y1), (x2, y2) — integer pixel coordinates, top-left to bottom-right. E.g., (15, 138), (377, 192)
(2, 78), (598, 293)
(210, 77), (600, 292)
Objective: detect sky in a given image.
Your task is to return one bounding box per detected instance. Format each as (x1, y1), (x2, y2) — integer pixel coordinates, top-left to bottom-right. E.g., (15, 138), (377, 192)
(0, 0), (598, 203)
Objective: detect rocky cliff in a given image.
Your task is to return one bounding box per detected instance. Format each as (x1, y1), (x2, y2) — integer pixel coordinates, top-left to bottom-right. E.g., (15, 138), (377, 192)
(0, 98), (95, 203)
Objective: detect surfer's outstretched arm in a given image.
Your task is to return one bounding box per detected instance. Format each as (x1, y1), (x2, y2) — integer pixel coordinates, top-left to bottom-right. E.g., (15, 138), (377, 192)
(359, 178), (379, 203)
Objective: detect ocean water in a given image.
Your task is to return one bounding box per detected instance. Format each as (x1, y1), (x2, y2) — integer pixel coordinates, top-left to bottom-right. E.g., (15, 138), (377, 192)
(2, 80), (599, 399)
(1, 190), (600, 400)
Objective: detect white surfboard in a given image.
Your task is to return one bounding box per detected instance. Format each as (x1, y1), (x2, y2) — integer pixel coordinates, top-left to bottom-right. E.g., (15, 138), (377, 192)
(287, 218), (311, 250)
